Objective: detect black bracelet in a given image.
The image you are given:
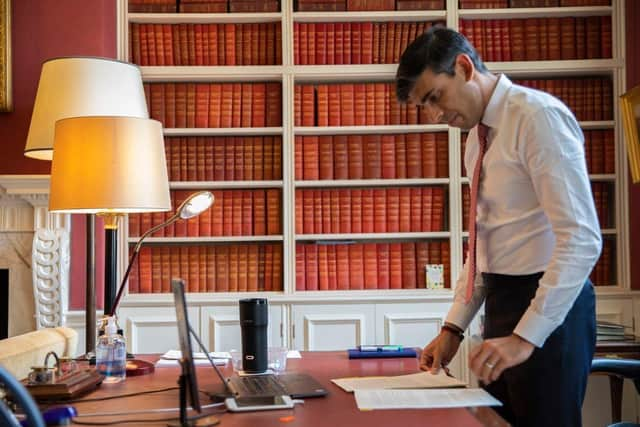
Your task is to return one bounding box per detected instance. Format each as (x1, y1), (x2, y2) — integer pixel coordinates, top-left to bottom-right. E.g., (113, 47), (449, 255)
(441, 324), (464, 342)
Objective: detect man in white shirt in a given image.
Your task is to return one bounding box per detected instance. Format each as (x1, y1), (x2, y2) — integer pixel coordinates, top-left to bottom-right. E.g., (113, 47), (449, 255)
(396, 26), (602, 427)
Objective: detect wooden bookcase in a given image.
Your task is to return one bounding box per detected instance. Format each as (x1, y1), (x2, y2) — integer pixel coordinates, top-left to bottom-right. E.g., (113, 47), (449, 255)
(114, 0), (628, 377)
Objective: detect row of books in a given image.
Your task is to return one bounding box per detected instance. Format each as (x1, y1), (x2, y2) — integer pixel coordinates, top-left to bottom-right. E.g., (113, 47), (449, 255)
(514, 78), (613, 122)
(590, 238), (614, 286)
(296, 0), (443, 11)
(460, 0), (609, 7)
(129, 0), (279, 12)
(128, 189), (282, 237)
(295, 187), (446, 234)
(145, 82), (282, 128)
(294, 21), (441, 66)
(295, 133), (449, 181)
(460, 17), (611, 63)
(128, 244), (283, 294)
(461, 182), (614, 230)
(129, 23), (282, 66)
(295, 241), (450, 290)
(295, 83), (427, 127)
(164, 136), (282, 182)
(461, 130), (615, 176)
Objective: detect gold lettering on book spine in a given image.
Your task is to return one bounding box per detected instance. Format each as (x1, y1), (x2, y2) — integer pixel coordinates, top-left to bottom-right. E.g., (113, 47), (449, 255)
(0, 0), (11, 112)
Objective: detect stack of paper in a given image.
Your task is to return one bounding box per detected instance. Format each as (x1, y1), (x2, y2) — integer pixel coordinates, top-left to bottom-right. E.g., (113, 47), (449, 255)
(354, 388), (502, 410)
(155, 350), (230, 367)
(332, 371), (466, 392)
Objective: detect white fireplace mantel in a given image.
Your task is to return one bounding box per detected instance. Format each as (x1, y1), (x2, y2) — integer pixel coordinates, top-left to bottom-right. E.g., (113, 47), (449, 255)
(0, 175), (70, 335)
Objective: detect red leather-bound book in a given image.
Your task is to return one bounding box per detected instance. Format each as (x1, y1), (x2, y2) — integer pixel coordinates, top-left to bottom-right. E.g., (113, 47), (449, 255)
(187, 246), (199, 293)
(301, 190), (314, 234)
(341, 84), (355, 126)
(196, 137), (206, 182)
(388, 243), (402, 289)
(315, 23), (327, 65)
(509, 19), (525, 61)
(349, 245), (364, 290)
(385, 188), (400, 232)
(236, 245), (248, 292)
(415, 242), (429, 289)
(373, 189), (387, 233)
(351, 189), (362, 234)
(354, 83), (366, 125)
(138, 247), (152, 294)
(406, 133), (422, 178)
(262, 244), (272, 292)
(601, 16), (612, 58)
(240, 83), (253, 127)
(305, 244), (319, 291)
(381, 135), (396, 179)
(205, 246), (216, 292)
(560, 17), (576, 60)
(273, 136), (282, 179)
(302, 85), (315, 126)
(303, 136), (320, 180)
(395, 134), (407, 178)
(420, 133), (437, 178)
(164, 83), (176, 129)
(266, 189), (281, 235)
(326, 23), (335, 65)
(150, 83), (165, 125)
(431, 187), (444, 232)
(333, 245), (348, 290)
(409, 187), (423, 232)
(322, 191), (332, 233)
(342, 23), (351, 64)
(213, 246), (227, 292)
(350, 22), (362, 64)
(318, 245), (329, 290)
(226, 245), (237, 292)
(401, 243), (417, 289)
(295, 244), (306, 291)
(398, 188), (411, 232)
(363, 243), (378, 289)
(375, 243), (389, 290)
(262, 136), (274, 180)
(220, 84), (233, 128)
(441, 240), (450, 288)
(198, 246), (208, 292)
(313, 190), (323, 233)
(348, 135), (364, 179)
(330, 190), (341, 233)
(339, 189), (352, 233)
(317, 84), (329, 127)
(333, 135), (348, 179)
(251, 83), (266, 127)
(326, 245), (338, 290)
(231, 83), (242, 127)
(295, 136), (303, 180)
(422, 187), (433, 232)
(272, 245), (282, 291)
(319, 135), (334, 180)
(364, 135), (381, 179)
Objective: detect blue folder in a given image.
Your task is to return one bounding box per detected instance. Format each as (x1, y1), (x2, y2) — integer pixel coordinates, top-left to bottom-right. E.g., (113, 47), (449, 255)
(347, 348), (417, 359)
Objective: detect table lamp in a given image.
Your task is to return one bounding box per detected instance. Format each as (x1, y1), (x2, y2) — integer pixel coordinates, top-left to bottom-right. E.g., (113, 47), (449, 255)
(24, 57), (149, 354)
(48, 116), (171, 325)
(110, 191), (214, 317)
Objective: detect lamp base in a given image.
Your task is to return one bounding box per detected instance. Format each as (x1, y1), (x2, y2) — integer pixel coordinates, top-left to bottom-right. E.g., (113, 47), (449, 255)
(125, 359), (155, 376)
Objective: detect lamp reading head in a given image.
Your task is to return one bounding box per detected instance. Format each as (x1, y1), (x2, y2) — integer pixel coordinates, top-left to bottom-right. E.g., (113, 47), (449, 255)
(177, 191), (215, 220)
(109, 191), (215, 316)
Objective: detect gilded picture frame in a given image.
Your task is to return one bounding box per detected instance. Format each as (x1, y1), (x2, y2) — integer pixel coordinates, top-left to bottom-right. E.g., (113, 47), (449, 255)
(0, 0), (11, 112)
(621, 85), (640, 183)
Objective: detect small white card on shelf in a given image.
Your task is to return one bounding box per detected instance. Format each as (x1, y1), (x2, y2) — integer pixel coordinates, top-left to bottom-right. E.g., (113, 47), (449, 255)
(426, 264), (444, 289)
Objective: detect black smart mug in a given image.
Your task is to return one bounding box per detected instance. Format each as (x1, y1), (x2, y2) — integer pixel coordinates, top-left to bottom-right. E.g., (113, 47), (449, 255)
(239, 298), (268, 373)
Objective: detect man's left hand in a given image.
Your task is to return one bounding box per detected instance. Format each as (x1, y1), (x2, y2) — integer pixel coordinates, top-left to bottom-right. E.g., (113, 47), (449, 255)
(469, 334), (535, 384)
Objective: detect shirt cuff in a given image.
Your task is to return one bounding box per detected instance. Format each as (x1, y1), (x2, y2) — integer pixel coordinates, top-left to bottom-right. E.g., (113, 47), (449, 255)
(445, 301), (478, 332)
(513, 307), (560, 348)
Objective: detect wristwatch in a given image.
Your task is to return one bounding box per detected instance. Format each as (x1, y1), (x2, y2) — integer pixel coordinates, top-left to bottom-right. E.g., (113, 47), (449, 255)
(441, 323), (464, 342)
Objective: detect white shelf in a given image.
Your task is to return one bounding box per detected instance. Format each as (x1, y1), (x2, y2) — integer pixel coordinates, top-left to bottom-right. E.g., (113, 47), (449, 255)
(163, 127), (283, 136)
(129, 12), (282, 23)
(128, 235), (284, 244)
(459, 6), (612, 20)
(295, 125), (448, 135)
(589, 174), (616, 181)
(295, 178), (449, 187)
(293, 10), (446, 23)
(296, 232), (450, 241)
(581, 121), (615, 130)
(489, 59), (622, 77)
(292, 64), (397, 81)
(142, 66), (284, 81)
(170, 180), (283, 189)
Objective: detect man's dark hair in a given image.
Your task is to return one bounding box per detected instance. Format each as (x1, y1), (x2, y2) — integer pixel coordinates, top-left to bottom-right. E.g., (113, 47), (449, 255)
(396, 25), (488, 103)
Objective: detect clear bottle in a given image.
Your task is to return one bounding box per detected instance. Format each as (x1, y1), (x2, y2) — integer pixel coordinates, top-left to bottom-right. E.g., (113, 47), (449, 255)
(95, 316), (126, 383)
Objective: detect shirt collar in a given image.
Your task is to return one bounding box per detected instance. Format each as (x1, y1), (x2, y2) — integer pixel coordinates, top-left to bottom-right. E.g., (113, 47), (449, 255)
(481, 74), (512, 129)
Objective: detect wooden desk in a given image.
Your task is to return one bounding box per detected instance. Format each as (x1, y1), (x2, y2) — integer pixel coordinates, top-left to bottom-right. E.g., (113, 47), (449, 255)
(70, 352), (508, 427)
(596, 340), (640, 359)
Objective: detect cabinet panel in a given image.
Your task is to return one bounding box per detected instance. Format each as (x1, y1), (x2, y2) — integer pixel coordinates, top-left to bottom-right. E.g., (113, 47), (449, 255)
(200, 303), (284, 352)
(118, 306), (199, 354)
(291, 304), (375, 350)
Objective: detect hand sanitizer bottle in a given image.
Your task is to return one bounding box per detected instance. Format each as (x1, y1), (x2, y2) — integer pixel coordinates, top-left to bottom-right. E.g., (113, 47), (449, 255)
(96, 316), (126, 383)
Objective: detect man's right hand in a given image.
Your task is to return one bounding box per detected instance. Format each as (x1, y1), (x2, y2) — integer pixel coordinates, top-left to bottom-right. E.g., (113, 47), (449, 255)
(420, 326), (463, 374)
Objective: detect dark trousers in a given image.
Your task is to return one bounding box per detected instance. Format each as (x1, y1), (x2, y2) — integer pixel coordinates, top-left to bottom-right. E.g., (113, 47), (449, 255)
(482, 272), (596, 427)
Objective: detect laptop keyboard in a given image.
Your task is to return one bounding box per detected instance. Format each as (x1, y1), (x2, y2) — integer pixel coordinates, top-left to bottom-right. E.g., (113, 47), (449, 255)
(237, 375), (287, 396)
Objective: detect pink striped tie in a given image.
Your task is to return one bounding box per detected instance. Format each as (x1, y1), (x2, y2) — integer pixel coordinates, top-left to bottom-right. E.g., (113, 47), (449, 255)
(466, 123), (488, 304)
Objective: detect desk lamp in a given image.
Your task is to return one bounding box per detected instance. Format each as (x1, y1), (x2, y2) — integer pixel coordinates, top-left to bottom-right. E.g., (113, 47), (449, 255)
(24, 57), (148, 355)
(110, 190), (214, 317)
(48, 116), (171, 332)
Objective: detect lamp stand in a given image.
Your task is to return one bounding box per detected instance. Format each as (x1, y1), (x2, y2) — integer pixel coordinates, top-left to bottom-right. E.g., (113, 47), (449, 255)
(85, 214), (96, 356)
(102, 214), (120, 316)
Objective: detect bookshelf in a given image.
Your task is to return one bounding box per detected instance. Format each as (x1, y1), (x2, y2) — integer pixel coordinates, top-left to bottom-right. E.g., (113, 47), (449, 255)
(115, 0), (629, 377)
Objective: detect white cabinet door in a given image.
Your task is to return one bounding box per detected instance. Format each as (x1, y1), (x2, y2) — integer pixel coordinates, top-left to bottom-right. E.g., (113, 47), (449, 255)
(290, 304), (375, 351)
(200, 303), (285, 352)
(117, 305), (199, 354)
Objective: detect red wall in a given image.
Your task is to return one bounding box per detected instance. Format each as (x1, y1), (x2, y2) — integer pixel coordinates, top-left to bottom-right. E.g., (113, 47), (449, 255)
(627, 0), (640, 289)
(0, 0), (116, 174)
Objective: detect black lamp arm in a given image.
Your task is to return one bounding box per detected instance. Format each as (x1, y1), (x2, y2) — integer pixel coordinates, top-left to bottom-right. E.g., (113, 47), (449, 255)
(109, 211), (181, 317)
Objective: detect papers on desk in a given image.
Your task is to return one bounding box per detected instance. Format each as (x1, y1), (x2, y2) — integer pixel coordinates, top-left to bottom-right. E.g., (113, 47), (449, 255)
(354, 388), (502, 410)
(332, 371), (466, 392)
(155, 350), (230, 368)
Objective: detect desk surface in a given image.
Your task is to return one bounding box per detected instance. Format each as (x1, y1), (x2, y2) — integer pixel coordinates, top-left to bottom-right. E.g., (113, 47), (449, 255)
(70, 352), (508, 427)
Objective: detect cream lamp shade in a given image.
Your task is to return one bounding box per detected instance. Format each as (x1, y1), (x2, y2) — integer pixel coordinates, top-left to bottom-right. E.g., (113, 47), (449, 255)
(25, 57), (148, 160)
(48, 116), (171, 214)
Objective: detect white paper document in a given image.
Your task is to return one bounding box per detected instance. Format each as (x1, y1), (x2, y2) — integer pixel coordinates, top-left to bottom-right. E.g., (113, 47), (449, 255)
(155, 349), (229, 367)
(155, 358), (228, 367)
(354, 388), (502, 410)
(332, 371), (466, 392)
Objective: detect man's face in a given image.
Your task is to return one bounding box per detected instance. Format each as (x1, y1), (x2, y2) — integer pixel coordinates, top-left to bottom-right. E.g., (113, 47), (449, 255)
(407, 58), (483, 130)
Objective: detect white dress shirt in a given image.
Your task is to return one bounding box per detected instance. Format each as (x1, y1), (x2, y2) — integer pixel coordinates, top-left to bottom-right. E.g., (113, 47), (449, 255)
(445, 74), (602, 347)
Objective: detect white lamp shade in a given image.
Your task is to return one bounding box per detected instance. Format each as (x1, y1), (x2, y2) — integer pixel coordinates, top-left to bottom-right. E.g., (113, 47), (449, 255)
(49, 116), (171, 214)
(25, 57), (149, 160)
